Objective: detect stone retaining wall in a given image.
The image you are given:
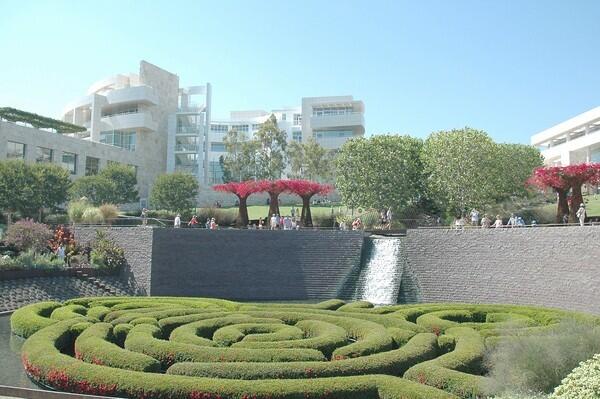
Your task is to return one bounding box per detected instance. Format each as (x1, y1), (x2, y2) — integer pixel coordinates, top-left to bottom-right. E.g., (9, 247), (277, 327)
(400, 226), (600, 314)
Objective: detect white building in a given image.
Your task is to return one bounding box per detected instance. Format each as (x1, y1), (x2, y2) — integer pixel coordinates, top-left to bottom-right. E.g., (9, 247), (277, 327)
(531, 106), (600, 166)
(2, 61), (364, 207)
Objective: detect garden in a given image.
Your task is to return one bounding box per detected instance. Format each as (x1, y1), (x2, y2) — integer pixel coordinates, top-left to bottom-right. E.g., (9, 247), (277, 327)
(10, 297), (600, 399)
(0, 219), (126, 274)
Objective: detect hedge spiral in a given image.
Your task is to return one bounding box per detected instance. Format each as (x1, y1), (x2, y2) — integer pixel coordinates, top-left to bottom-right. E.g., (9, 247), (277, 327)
(10, 297), (598, 399)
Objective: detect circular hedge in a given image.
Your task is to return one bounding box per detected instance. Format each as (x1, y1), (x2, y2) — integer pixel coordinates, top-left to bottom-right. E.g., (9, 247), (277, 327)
(10, 297), (598, 399)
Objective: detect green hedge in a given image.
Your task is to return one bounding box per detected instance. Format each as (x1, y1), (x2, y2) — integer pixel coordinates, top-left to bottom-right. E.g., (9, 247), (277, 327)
(12, 297), (600, 399)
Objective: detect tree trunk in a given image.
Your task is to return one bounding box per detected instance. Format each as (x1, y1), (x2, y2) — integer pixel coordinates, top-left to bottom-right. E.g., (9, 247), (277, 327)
(569, 183), (584, 222)
(238, 196), (249, 227)
(266, 192), (280, 220)
(556, 188), (569, 224)
(302, 196), (313, 227)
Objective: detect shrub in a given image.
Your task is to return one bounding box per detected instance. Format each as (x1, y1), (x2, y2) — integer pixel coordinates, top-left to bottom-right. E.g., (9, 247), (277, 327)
(98, 204), (119, 224)
(3, 219), (52, 253)
(67, 200), (91, 223)
(81, 208), (104, 224)
(11, 299), (600, 399)
(89, 231), (126, 272)
(551, 353), (600, 398)
(484, 319), (600, 395)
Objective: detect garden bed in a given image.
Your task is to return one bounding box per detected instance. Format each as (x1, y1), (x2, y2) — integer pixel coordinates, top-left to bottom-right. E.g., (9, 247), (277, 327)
(0, 267), (116, 281)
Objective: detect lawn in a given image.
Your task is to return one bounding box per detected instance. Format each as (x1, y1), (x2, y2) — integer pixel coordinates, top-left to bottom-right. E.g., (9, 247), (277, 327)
(535, 193), (600, 219)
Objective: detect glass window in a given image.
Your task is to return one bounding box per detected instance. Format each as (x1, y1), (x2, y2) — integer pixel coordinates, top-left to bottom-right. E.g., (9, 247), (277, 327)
(292, 131), (302, 142)
(313, 130), (353, 139)
(231, 124), (249, 132)
(85, 156), (100, 176)
(209, 161), (224, 184)
(211, 142), (226, 152)
(252, 123), (263, 131)
(36, 147), (53, 163)
(6, 141), (25, 159)
(175, 136), (199, 152)
(100, 130), (136, 151)
(210, 124), (229, 132)
(175, 153), (199, 175)
(281, 113), (287, 121)
(62, 152), (77, 175)
(293, 114), (302, 125)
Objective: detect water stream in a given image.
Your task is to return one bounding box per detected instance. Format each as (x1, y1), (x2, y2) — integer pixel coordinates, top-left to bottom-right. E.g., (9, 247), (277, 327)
(356, 237), (403, 305)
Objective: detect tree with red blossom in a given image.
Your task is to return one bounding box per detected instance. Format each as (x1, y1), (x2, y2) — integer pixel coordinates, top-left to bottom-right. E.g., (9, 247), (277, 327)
(257, 179), (289, 220)
(285, 180), (332, 227)
(213, 181), (262, 227)
(528, 163), (600, 223)
(561, 163), (600, 221)
(528, 166), (571, 223)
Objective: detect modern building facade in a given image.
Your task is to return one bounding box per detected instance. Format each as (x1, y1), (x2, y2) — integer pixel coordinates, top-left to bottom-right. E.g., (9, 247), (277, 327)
(1, 60), (364, 207)
(531, 106), (600, 166)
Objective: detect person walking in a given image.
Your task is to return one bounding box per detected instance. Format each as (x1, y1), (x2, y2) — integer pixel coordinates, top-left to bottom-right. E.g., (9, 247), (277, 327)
(140, 208), (149, 226)
(174, 214), (181, 228)
(481, 214), (491, 228)
(576, 203), (587, 227)
(493, 215), (503, 228)
(187, 215), (199, 228)
(470, 209), (480, 227)
(270, 214), (277, 230)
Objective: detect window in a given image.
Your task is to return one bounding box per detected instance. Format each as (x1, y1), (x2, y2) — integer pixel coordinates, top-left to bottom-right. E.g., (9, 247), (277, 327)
(313, 130), (354, 139)
(210, 124), (229, 132)
(36, 147), (53, 163)
(177, 114), (202, 133)
(209, 161), (224, 184)
(101, 104), (138, 117)
(100, 130), (136, 151)
(6, 141), (25, 159)
(293, 114), (302, 125)
(312, 106), (354, 117)
(292, 131), (302, 142)
(281, 113), (287, 121)
(175, 153), (199, 175)
(85, 156), (100, 176)
(175, 136), (199, 152)
(252, 123), (263, 131)
(210, 142), (226, 152)
(231, 124), (249, 132)
(62, 152), (77, 175)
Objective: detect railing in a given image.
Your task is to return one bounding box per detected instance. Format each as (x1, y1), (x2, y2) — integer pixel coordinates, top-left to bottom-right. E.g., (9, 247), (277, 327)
(174, 144), (199, 152)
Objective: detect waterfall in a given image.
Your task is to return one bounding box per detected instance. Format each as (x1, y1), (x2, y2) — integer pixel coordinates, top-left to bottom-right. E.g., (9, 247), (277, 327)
(356, 237), (403, 305)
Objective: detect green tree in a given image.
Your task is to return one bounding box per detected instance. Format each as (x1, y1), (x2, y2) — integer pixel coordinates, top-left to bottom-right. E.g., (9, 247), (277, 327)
(222, 128), (259, 181)
(255, 114), (287, 179)
(31, 163), (71, 219)
(99, 163), (138, 204)
(421, 128), (499, 215)
(0, 160), (38, 223)
(286, 138), (333, 181)
(336, 135), (425, 212)
(218, 155), (233, 183)
(150, 172), (199, 213)
(69, 176), (118, 206)
(494, 143), (543, 199)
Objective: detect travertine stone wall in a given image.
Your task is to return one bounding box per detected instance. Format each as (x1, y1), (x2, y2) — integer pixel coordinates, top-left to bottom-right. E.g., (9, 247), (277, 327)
(400, 227), (600, 314)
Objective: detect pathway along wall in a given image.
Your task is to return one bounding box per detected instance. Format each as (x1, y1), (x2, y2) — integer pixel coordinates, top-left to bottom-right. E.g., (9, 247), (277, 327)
(399, 226), (600, 314)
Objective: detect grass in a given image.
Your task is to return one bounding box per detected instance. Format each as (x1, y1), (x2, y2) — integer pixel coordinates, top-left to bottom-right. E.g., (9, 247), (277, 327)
(200, 204), (352, 221)
(534, 194), (600, 219)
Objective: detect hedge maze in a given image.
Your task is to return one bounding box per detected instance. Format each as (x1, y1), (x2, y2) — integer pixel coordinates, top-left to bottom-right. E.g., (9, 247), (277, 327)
(10, 297), (598, 399)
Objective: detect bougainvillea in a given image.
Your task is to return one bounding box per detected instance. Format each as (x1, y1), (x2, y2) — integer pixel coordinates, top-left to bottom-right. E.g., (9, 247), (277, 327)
(213, 181), (262, 227)
(528, 164), (600, 223)
(285, 180), (332, 227)
(256, 180), (290, 220)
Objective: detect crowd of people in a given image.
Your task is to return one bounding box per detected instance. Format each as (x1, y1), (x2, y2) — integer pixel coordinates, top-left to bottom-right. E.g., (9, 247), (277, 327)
(454, 204), (589, 229)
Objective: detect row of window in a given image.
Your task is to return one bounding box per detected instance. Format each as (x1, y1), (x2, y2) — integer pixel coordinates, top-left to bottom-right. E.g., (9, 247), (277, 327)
(5, 141), (136, 176)
(281, 113), (302, 125)
(313, 130), (354, 139)
(312, 107), (354, 117)
(101, 105), (139, 118)
(100, 130), (136, 151)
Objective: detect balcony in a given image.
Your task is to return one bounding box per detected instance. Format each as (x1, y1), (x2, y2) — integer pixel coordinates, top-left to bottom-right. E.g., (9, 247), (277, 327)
(101, 112), (157, 132)
(176, 126), (201, 134)
(105, 85), (158, 106)
(310, 112), (364, 131)
(175, 144), (200, 152)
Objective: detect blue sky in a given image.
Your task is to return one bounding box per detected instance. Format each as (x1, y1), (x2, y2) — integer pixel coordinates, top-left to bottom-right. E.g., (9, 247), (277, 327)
(1, 0), (599, 144)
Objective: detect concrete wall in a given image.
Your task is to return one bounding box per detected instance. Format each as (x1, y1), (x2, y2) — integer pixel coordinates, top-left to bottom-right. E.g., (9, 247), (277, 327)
(74, 227), (153, 295)
(400, 227), (600, 314)
(150, 229), (365, 300)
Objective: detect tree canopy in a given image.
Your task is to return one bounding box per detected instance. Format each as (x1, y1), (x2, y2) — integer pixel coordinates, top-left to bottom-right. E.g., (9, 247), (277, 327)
(336, 135), (425, 212)
(222, 129), (259, 182)
(286, 138), (332, 182)
(99, 163), (138, 204)
(213, 181), (262, 226)
(150, 172), (199, 213)
(255, 114), (287, 180)
(69, 176), (118, 206)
